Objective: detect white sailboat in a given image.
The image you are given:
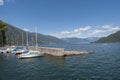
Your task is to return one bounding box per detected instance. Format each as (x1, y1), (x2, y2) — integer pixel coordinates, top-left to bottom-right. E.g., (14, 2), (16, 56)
(11, 32), (28, 55)
(19, 27), (43, 59)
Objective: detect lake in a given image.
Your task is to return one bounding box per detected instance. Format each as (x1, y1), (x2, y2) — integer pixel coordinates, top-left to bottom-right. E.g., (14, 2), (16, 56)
(0, 43), (120, 80)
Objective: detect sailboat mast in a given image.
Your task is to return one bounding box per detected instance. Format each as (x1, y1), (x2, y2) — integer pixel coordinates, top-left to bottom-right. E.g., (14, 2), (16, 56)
(26, 31), (29, 48)
(22, 32), (23, 46)
(35, 27), (38, 50)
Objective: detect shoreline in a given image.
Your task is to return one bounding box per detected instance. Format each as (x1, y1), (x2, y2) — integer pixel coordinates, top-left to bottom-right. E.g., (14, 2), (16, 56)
(1, 46), (95, 57)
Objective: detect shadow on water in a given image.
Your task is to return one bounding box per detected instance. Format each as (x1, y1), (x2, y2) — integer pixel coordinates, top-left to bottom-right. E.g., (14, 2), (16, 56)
(0, 53), (12, 61)
(0, 54), (4, 61)
(18, 56), (44, 64)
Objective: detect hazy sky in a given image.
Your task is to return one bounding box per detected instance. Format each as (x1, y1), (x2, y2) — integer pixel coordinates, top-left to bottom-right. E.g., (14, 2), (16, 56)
(0, 0), (120, 38)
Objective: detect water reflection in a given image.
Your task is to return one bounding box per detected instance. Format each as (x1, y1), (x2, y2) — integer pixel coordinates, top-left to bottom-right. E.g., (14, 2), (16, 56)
(0, 53), (8, 61)
(45, 55), (65, 67)
(0, 54), (4, 61)
(18, 56), (44, 63)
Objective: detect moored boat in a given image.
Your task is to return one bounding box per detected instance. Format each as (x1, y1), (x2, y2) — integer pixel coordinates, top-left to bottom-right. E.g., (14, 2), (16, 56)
(18, 50), (43, 59)
(15, 49), (27, 55)
(0, 48), (10, 53)
(18, 27), (44, 59)
(11, 46), (28, 55)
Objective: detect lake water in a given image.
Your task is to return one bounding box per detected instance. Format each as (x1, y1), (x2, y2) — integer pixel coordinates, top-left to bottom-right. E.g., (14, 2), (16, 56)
(0, 43), (120, 80)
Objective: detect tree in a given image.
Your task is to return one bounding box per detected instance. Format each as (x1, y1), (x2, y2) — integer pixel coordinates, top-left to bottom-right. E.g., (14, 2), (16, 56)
(0, 20), (8, 46)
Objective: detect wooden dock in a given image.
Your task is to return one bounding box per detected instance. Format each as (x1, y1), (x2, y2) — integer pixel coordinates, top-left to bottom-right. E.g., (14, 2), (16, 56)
(28, 46), (94, 57)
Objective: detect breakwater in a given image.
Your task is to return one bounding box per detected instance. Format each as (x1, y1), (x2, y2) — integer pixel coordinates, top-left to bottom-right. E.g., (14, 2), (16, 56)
(28, 47), (64, 56)
(28, 46), (94, 57)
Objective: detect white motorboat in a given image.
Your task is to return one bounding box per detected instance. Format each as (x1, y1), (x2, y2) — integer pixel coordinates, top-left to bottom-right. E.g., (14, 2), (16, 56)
(18, 50), (43, 59)
(15, 48), (28, 55)
(0, 48), (10, 53)
(11, 46), (27, 55)
(0, 49), (2, 53)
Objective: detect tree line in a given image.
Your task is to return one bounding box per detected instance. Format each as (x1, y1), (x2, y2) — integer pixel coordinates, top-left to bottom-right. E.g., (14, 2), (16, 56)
(0, 20), (7, 46)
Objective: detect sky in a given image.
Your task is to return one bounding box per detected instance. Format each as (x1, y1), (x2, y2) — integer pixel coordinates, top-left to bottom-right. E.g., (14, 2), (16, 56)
(0, 0), (120, 38)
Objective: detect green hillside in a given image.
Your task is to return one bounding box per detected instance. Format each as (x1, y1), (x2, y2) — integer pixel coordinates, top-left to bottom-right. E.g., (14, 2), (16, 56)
(0, 21), (65, 46)
(95, 31), (120, 43)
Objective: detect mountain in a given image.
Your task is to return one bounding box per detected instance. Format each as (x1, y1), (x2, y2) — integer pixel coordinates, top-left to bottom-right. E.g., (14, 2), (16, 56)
(95, 31), (120, 43)
(62, 37), (99, 44)
(0, 22), (65, 45)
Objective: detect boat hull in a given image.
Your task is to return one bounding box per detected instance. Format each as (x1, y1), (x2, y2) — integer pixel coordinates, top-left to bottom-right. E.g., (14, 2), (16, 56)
(19, 54), (43, 59)
(18, 51), (43, 59)
(15, 52), (22, 55)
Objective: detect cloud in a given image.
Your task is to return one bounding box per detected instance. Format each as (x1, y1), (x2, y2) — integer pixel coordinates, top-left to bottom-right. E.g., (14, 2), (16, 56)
(0, 0), (4, 5)
(91, 25), (120, 35)
(51, 26), (91, 38)
(102, 25), (120, 31)
(0, 0), (16, 6)
(90, 25), (120, 37)
(91, 30), (104, 35)
(60, 31), (71, 35)
(74, 26), (91, 33)
(50, 25), (120, 38)
(23, 28), (30, 31)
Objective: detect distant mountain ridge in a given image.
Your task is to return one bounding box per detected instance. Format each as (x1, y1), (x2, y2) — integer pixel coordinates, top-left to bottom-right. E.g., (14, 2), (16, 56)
(62, 37), (99, 44)
(3, 21), (119, 45)
(2, 23), (65, 45)
(95, 31), (120, 43)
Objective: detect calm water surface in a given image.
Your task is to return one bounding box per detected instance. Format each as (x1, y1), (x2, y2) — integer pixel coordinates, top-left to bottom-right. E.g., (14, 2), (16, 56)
(0, 43), (120, 80)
